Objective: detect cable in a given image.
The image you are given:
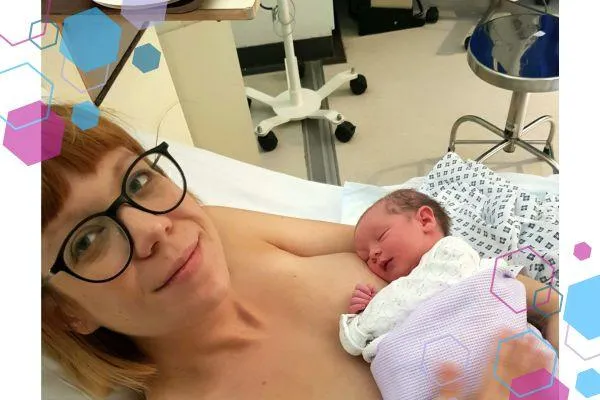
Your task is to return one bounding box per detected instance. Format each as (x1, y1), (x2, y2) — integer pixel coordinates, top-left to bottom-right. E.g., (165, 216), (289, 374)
(260, 2), (273, 11)
(271, 0), (297, 39)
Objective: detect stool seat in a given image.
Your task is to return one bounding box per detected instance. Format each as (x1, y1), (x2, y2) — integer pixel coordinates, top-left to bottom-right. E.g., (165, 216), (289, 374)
(468, 14), (558, 93)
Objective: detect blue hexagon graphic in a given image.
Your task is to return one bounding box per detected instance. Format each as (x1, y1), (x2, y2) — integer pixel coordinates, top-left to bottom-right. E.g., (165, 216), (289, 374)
(532, 285), (563, 318)
(132, 43), (162, 73)
(0, 63), (54, 130)
(564, 275), (600, 340)
(421, 334), (470, 386)
(493, 328), (558, 398)
(72, 101), (100, 131)
(576, 369), (600, 398)
(59, 8), (122, 73)
(29, 20), (59, 50)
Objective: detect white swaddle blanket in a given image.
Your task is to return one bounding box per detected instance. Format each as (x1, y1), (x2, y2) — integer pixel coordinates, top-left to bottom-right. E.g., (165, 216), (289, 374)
(339, 236), (523, 362)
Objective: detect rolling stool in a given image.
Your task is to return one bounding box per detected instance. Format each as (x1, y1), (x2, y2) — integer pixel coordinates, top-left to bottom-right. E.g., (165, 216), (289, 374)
(449, 13), (559, 173)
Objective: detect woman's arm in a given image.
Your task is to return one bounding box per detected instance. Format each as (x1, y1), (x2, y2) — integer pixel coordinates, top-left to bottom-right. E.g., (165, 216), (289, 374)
(207, 206), (356, 256)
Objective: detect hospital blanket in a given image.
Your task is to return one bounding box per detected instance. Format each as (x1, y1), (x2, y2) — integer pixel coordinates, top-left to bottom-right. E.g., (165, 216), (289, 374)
(418, 153), (559, 287)
(370, 266), (556, 400)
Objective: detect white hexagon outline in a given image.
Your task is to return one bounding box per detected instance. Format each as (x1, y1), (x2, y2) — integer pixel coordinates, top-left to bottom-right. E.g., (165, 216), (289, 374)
(564, 324), (600, 361)
(60, 56), (111, 94)
(0, 63), (54, 130)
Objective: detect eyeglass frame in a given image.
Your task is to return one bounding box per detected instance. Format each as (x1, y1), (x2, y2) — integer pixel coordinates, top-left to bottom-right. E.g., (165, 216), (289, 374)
(42, 141), (188, 287)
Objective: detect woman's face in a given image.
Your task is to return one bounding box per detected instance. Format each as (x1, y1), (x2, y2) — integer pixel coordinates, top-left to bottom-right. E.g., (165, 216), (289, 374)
(42, 147), (230, 337)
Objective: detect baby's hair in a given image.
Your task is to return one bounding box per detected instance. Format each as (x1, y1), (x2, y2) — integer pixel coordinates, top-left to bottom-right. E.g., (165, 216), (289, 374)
(361, 189), (451, 236)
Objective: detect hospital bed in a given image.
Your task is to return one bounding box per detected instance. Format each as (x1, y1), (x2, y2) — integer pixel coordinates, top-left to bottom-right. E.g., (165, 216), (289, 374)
(42, 132), (558, 400)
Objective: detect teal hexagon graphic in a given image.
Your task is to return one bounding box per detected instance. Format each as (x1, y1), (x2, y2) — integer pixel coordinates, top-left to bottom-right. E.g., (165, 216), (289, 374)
(132, 43), (161, 73)
(576, 369), (600, 398)
(72, 101), (100, 131)
(532, 285), (563, 318)
(29, 20), (59, 50)
(564, 275), (600, 340)
(59, 8), (122, 73)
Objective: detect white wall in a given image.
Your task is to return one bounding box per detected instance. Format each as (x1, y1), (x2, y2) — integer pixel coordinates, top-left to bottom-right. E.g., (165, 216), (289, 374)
(230, 0), (335, 48)
(42, 26), (194, 147)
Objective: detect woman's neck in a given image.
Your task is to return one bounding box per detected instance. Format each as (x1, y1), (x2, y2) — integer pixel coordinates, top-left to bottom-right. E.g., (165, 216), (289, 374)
(135, 291), (268, 373)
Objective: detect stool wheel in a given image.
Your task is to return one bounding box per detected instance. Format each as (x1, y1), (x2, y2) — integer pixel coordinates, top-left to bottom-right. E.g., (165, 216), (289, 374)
(258, 131), (278, 152)
(350, 74), (368, 95)
(448, 146), (455, 153)
(425, 7), (439, 24)
(247, 97), (252, 108)
(543, 146), (554, 158)
(464, 36), (471, 51)
(335, 121), (356, 143)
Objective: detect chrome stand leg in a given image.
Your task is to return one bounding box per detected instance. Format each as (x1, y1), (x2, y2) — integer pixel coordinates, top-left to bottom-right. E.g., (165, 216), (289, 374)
(521, 115), (556, 150)
(476, 140), (509, 163)
(449, 115), (505, 151)
(514, 139), (559, 172)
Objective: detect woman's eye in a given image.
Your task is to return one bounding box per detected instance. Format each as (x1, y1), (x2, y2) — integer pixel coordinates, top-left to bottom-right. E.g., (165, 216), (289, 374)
(127, 171), (151, 195)
(71, 229), (103, 261)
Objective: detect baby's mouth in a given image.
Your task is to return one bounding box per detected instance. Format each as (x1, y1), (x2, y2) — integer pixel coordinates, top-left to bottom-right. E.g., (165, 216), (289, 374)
(382, 258), (393, 271)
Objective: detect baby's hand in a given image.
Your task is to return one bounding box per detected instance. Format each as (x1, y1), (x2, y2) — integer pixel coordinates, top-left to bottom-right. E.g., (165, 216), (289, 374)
(348, 283), (377, 314)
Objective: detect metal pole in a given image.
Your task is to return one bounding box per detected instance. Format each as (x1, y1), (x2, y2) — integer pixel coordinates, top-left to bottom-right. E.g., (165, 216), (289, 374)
(277, 0), (302, 106)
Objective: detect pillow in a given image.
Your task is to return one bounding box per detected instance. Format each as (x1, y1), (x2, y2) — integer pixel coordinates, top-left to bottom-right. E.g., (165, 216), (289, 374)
(341, 173), (559, 226)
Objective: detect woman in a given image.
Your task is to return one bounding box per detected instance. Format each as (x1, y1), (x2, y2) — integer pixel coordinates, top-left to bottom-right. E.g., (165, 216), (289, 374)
(42, 105), (554, 400)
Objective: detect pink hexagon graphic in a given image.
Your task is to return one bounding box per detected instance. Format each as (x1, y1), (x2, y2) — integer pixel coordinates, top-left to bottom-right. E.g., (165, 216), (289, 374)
(509, 369), (569, 400)
(0, 0), (52, 46)
(121, 0), (168, 30)
(491, 246), (556, 314)
(574, 242), (592, 261)
(3, 101), (65, 165)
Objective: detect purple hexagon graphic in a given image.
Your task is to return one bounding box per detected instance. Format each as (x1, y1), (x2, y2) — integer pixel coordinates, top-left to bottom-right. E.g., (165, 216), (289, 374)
(121, 0), (168, 30)
(564, 325), (600, 361)
(509, 369), (569, 400)
(574, 242), (592, 261)
(421, 334), (470, 386)
(0, 63), (54, 130)
(494, 329), (558, 398)
(0, 0), (52, 46)
(3, 101), (65, 165)
(491, 246), (556, 314)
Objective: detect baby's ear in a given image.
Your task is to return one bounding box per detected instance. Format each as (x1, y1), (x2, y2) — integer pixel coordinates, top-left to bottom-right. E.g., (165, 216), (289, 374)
(416, 206), (437, 231)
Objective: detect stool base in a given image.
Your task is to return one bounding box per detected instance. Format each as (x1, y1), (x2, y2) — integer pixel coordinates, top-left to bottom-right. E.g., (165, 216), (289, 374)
(448, 91), (559, 174)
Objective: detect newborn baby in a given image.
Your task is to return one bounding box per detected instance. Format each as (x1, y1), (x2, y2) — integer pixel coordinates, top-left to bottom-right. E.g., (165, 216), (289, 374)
(339, 189), (558, 362)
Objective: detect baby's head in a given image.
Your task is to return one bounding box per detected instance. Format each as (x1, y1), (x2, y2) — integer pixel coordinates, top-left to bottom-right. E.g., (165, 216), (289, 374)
(354, 189), (450, 282)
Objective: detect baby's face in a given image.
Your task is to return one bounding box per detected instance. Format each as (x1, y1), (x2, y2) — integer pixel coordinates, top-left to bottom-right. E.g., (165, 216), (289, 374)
(354, 202), (439, 282)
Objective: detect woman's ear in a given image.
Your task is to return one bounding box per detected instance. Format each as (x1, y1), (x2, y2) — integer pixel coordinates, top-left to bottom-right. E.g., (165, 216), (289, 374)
(42, 289), (100, 335)
(416, 206), (437, 232)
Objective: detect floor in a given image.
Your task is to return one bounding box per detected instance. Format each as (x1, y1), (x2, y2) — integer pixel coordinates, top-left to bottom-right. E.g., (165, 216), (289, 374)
(243, 1), (559, 186)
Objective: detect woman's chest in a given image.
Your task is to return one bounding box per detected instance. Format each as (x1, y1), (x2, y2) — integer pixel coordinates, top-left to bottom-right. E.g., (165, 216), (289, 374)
(228, 245), (386, 323)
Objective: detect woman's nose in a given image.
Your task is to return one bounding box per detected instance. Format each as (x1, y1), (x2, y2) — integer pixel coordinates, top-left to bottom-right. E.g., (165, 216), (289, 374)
(119, 207), (173, 259)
